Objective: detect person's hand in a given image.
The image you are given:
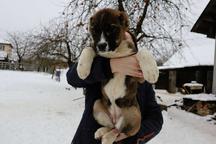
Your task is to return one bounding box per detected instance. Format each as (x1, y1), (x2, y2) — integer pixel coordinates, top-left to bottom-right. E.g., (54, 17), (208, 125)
(110, 55), (143, 78)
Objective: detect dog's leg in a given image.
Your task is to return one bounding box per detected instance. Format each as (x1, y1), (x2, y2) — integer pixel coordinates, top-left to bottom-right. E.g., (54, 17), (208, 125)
(102, 129), (119, 144)
(94, 100), (115, 140)
(99, 117), (126, 144)
(77, 47), (96, 79)
(119, 107), (141, 137)
(95, 127), (112, 140)
(114, 116), (125, 132)
(93, 100), (114, 128)
(136, 49), (159, 83)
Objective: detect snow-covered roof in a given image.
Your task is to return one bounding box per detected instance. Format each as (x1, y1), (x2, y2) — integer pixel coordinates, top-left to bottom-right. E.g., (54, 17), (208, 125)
(159, 0), (215, 70)
(0, 42), (12, 47)
(0, 37), (9, 44)
(0, 37), (5, 43)
(160, 38), (215, 69)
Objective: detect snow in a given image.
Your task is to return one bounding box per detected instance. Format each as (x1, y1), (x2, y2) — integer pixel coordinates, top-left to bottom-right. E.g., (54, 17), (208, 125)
(0, 70), (216, 144)
(152, 90), (216, 144)
(161, 40), (215, 68)
(183, 82), (203, 90)
(0, 41), (11, 45)
(160, 0), (215, 69)
(184, 93), (216, 101)
(155, 90), (183, 106)
(149, 107), (216, 144)
(183, 82), (203, 87)
(0, 70), (83, 144)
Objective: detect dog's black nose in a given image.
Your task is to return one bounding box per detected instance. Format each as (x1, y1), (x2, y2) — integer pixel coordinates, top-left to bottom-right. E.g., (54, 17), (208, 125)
(97, 43), (107, 51)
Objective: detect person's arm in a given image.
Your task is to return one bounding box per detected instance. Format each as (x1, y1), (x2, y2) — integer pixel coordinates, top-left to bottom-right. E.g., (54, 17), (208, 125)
(66, 56), (112, 88)
(136, 83), (163, 143)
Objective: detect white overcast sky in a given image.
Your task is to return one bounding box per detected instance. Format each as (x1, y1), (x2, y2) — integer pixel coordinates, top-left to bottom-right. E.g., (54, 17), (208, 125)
(0, 0), (68, 40)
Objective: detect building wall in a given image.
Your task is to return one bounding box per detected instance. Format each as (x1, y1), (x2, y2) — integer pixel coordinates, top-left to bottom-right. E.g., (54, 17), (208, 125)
(0, 43), (12, 61)
(4, 44), (12, 57)
(156, 66), (213, 93)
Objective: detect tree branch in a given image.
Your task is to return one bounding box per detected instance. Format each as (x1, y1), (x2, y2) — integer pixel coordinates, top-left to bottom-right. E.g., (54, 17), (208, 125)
(118, 0), (125, 11)
(135, 0), (150, 36)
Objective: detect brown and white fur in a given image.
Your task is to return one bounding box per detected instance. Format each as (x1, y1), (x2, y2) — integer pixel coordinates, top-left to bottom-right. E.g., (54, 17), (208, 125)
(77, 8), (159, 144)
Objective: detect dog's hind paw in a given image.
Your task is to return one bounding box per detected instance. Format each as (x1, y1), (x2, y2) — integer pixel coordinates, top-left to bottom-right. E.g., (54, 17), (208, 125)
(77, 47), (96, 80)
(95, 127), (111, 140)
(102, 129), (119, 144)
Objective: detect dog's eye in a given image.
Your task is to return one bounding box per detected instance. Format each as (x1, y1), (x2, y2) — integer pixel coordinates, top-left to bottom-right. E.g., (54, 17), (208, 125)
(105, 31), (111, 36)
(110, 25), (120, 33)
(91, 25), (100, 33)
(105, 24), (119, 35)
(90, 26), (100, 37)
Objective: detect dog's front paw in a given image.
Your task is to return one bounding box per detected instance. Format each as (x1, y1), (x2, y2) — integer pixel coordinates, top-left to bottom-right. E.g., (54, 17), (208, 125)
(77, 61), (91, 80)
(136, 49), (159, 84)
(77, 47), (96, 80)
(95, 127), (111, 140)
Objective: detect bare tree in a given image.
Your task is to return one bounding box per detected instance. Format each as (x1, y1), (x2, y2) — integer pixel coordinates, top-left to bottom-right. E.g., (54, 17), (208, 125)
(32, 18), (89, 66)
(7, 32), (30, 65)
(64, 0), (191, 64)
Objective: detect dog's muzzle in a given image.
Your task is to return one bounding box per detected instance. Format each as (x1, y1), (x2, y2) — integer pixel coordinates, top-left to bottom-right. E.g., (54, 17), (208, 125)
(97, 42), (108, 52)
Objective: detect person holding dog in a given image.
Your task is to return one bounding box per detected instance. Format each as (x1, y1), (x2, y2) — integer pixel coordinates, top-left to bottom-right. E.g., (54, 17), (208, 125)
(67, 47), (163, 143)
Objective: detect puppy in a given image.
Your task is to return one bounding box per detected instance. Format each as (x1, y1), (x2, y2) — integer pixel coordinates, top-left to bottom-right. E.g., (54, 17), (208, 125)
(77, 8), (159, 144)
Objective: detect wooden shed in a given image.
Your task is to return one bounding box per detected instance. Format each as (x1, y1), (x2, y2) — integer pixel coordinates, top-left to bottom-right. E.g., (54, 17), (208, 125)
(156, 65), (213, 93)
(156, 42), (214, 94)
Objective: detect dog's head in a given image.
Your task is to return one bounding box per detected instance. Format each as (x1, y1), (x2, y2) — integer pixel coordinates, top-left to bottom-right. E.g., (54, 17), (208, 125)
(89, 8), (137, 58)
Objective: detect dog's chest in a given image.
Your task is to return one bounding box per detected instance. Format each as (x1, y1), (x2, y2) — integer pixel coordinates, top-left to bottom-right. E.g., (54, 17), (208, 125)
(103, 73), (126, 102)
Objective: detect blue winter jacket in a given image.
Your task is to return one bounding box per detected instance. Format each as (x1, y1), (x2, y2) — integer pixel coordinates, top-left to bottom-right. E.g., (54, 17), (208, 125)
(67, 56), (163, 144)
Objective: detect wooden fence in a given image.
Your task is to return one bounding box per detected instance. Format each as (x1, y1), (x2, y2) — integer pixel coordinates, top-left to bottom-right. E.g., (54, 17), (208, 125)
(0, 62), (17, 70)
(0, 61), (36, 71)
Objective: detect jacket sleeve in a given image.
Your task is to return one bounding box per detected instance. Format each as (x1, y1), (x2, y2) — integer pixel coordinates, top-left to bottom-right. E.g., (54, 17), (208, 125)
(122, 82), (163, 144)
(136, 83), (163, 143)
(66, 56), (113, 88)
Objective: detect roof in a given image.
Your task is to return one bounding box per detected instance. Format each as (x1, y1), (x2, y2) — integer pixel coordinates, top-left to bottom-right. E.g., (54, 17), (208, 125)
(160, 39), (215, 69)
(0, 42), (13, 48)
(191, 0), (216, 38)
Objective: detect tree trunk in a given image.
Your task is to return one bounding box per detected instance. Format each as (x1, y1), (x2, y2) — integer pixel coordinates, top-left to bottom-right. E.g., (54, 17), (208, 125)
(67, 59), (74, 67)
(65, 40), (73, 67)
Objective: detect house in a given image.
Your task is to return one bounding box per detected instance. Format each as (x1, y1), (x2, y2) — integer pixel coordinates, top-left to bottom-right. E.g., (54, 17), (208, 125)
(156, 0), (216, 94)
(156, 43), (214, 93)
(0, 42), (13, 62)
(191, 0), (216, 95)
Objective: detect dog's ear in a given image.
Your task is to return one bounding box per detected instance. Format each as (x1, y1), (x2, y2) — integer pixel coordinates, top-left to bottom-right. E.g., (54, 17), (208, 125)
(89, 16), (94, 27)
(88, 16), (94, 32)
(119, 12), (129, 28)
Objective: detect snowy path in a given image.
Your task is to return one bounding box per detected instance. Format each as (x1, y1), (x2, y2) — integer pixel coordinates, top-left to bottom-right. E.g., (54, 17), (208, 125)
(0, 70), (216, 144)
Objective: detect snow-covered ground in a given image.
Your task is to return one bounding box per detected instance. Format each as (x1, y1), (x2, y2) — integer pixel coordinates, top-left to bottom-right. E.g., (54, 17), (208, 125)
(0, 70), (216, 144)
(0, 70), (83, 144)
(152, 90), (216, 144)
